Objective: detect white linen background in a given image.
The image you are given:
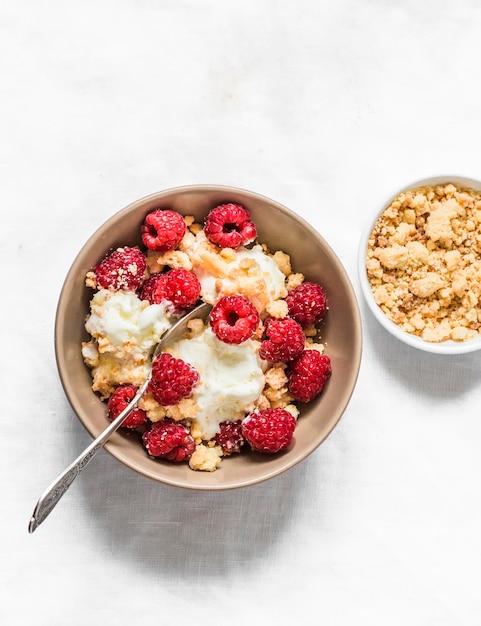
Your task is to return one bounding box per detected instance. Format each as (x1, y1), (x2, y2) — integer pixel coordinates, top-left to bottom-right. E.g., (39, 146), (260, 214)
(2, 0), (481, 624)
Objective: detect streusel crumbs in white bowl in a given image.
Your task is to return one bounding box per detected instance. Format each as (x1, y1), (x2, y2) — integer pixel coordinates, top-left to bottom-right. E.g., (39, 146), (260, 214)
(359, 176), (481, 354)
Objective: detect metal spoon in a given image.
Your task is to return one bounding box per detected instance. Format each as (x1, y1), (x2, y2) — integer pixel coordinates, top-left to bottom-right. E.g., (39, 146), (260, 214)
(28, 301), (212, 533)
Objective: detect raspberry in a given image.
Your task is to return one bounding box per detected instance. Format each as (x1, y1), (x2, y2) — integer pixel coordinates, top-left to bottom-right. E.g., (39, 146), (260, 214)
(288, 350), (332, 403)
(215, 420), (244, 455)
(142, 419), (195, 462)
(139, 269), (201, 310)
(148, 352), (199, 406)
(259, 317), (305, 362)
(204, 203), (257, 249)
(286, 281), (328, 327)
(94, 246), (146, 291)
(241, 408), (296, 454)
(209, 295), (260, 344)
(141, 209), (186, 251)
(139, 274), (162, 304)
(107, 384), (148, 429)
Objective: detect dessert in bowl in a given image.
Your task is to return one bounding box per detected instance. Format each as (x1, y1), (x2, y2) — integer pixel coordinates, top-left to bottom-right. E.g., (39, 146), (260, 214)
(358, 176), (481, 354)
(56, 185), (362, 489)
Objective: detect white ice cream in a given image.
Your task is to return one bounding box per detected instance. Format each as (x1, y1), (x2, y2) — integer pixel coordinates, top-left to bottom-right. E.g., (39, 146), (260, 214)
(82, 289), (174, 397)
(169, 326), (266, 440)
(85, 290), (173, 353)
(182, 229), (287, 312)
(236, 246), (286, 299)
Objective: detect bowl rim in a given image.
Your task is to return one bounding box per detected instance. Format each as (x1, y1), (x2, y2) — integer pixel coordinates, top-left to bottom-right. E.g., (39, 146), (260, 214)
(358, 174), (481, 355)
(55, 183), (363, 489)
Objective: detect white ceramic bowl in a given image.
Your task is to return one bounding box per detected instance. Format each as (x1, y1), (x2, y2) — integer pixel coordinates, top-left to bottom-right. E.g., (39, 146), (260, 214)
(358, 175), (481, 355)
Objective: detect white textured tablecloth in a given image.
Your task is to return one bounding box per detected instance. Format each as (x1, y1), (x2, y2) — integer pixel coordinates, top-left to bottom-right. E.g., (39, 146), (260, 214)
(3, 1), (481, 624)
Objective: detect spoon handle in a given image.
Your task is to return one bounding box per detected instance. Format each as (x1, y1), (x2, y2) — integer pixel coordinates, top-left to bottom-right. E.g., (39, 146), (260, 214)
(28, 302), (212, 534)
(28, 381), (148, 533)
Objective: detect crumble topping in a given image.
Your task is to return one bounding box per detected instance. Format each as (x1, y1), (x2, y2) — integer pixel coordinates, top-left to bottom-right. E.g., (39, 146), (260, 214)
(366, 183), (481, 342)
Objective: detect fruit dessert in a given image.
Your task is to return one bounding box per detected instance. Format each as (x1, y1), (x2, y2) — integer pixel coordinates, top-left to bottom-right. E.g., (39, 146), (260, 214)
(82, 203), (331, 471)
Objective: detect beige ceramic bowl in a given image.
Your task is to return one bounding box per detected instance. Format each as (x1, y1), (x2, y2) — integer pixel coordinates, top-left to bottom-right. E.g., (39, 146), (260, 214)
(358, 175), (481, 355)
(56, 185), (362, 489)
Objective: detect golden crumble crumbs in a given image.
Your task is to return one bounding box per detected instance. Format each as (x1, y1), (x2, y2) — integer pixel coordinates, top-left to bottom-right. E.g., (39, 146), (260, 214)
(366, 183), (481, 343)
(189, 444), (223, 472)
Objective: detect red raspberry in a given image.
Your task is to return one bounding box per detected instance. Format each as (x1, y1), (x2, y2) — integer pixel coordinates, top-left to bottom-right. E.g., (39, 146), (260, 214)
(141, 209), (186, 251)
(94, 246), (146, 291)
(209, 295), (260, 344)
(204, 203), (257, 249)
(288, 350), (332, 403)
(215, 420), (244, 455)
(285, 281), (328, 327)
(259, 317), (305, 362)
(107, 384), (147, 429)
(139, 274), (162, 303)
(142, 419), (195, 462)
(139, 269), (201, 310)
(148, 352), (199, 406)
(241, 408), (296, 454)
